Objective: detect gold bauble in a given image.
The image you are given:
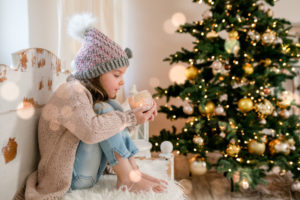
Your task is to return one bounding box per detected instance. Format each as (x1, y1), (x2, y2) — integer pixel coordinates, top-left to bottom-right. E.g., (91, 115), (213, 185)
(243, 63), (254, 75)
(229, 30), (239, 40)
(207, 31), (219, 39)
(248, 140), (266, 155)
(268, 139), (281, 155)
(264, 58), (272, 66)
(199, 101), (216, 114)
(225, 39), (240, 55)
(262, 28), (276, 44)
(193, 136), (204, 146)
(256, 99), (274, 116)
(226, 143), (241, 157)
(278, 91), (294, 108)
(238, 98), (253, 113)
(185, 65), (198, 80)
(189, 156), (207, 175)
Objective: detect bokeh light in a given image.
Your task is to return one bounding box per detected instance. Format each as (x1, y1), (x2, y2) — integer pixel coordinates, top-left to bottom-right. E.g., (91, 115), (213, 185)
(169, 64), (186, 84)
(163, 19), (177, 34)
(0, 81), (20, 101)
(149, 77), (160, 88)
(171, 12), (186, 27)
(129, 169), (142, 183)
(17, 103), (35, 119)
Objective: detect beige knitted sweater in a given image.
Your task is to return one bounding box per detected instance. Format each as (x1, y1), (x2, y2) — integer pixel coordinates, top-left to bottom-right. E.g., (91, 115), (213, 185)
(13, 79), (137, 200)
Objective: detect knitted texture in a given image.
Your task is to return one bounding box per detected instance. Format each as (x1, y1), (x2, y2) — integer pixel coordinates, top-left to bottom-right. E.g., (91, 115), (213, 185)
(13, 79), (137, 200)
(73, 28), (129, 80)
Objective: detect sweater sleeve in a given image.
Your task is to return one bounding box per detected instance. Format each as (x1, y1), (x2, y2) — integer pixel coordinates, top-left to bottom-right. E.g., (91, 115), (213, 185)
(60, 88), (137, 144)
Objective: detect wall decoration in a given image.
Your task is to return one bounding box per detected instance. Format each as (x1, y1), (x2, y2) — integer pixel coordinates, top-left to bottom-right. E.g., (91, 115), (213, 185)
(0, 64), (8, 82)
(2, 138), (18, 164)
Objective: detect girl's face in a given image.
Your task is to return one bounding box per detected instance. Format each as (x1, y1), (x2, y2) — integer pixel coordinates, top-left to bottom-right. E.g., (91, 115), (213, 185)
(99, 66), (128, 99)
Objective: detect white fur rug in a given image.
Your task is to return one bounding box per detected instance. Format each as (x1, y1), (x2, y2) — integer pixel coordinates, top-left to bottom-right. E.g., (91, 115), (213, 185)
(63, 159), (187, 200)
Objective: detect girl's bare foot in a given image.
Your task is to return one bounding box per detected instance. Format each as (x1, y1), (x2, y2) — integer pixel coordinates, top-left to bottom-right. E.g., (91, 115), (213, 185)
(141, 172), (168, 186)
(116, 177), (165, 193)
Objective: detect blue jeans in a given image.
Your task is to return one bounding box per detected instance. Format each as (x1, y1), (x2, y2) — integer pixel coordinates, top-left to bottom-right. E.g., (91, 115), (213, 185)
(71, 100), (139, 190)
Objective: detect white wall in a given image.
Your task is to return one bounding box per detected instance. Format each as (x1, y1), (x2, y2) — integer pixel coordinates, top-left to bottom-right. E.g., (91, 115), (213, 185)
(0, 0), (29, 65)
(122, 0), (300, 136)
(0, 0), (59, 66)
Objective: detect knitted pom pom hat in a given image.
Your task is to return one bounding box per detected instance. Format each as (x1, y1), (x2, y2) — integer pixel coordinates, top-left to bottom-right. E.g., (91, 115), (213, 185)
(68, 13), (132, 80)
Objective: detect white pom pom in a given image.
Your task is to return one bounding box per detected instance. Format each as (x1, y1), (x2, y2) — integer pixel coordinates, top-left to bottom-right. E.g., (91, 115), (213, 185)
(68, 13), (96, 41)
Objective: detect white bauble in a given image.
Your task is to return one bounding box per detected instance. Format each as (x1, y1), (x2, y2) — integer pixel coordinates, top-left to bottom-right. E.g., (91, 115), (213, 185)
(189, 158), (207, 175)
(215, 105), (225, 115)
(210, 61), (224, 75)
(183, 104), (194, 115)
(193, 136), (204, 146)
(260, 118), (267, 124)
(274, 142), (290, 153)
(220, 132), (226, 138)
(160, 141), (173, 154)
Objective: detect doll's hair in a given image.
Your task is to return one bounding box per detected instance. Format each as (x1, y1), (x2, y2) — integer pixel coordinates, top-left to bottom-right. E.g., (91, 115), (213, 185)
(81, 76), (109, 102)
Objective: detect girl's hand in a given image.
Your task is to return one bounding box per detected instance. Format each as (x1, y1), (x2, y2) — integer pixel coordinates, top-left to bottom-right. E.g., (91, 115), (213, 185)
(133, 100), (157, 124)
(147, 100), (157, 121)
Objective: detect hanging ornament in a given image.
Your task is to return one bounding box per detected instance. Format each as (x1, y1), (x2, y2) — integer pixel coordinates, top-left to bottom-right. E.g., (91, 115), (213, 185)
(185, 65), (198, 80)
(256, 99), (274, 116)
(210, 60), (222, 74)
(224, 64), (231, 70)
(202, 10), (212, 19)
(248, 140), (266, 155)
(220, 132), (226, 138)
(240, 179), (250, 190)
(260, 58), (272, 67)
(281, 44), (291, 54)
(243, 63), (254, 75)
(291, 181), (300, 192)
(228, 30), (239, 40)
(219, 94), (228, 102)
(260, 118), (267, 124)
(183, 103), (194, 115)
(238, 98), (254, 113)
(262, 28), (276, 44)
(193, 136), (204, 146)
(225, 39), (240, 56)
(207, 31), (219, 39)
(278, 90), (294, 108)
(273, 111), (278, 117)
(280, 109), (290, 119)
(226, 143), (241, 157)
(189, 156), (207, 175)
(215, 105), (226, 116)
(199, 101), (216, 114)
(263, 88), (270, 95)
(269, 139), (290, 155)
(261, 128), (275, 136)
(210, 61), (229, 75)
(266, 9), (273, 17)
(248, 30), (261, 41)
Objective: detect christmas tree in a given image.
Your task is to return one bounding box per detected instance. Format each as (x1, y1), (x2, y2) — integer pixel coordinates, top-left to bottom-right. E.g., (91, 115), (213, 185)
(150, 0), (300, 191)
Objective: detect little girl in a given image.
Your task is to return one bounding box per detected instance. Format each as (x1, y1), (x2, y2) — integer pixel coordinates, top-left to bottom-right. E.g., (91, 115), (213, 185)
(14, 14), (166, 200)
